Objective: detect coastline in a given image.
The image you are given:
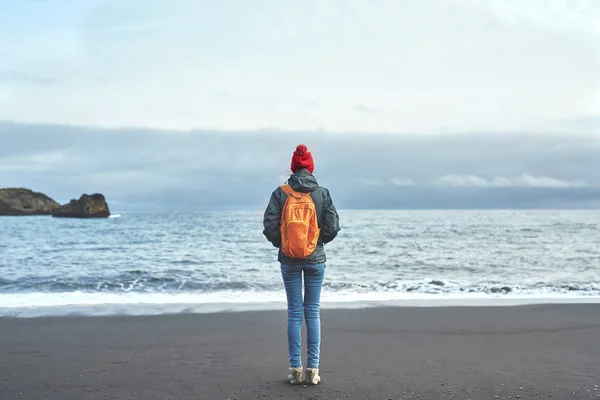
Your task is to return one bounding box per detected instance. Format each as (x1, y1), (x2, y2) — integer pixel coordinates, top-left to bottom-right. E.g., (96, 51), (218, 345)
(2, 293), (600, 318)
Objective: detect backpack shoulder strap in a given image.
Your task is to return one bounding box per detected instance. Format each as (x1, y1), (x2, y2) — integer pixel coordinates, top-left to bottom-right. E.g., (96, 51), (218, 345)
(280, 184), (293, 196)
(280, 184), (307, 200)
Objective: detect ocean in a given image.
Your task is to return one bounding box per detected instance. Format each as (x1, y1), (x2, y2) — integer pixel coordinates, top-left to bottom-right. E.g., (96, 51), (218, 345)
(1, 210), (599, 317)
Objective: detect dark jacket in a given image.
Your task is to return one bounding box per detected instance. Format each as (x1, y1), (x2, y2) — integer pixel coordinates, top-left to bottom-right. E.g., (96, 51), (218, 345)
(263, 168), (340, 265)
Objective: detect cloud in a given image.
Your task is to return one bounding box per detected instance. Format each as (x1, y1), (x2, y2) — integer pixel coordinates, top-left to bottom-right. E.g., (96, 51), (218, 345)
(391, 178), (416, 186)
(434, 174), (589, 188)
(1, 0), (598, 132)
(435, 175), (511, 187)
(353, 104), (377, 114)
(358, 179), (385, 186)
(0, 70), (56, 86)
(518, 174), (589, 188)
(478, 0), (600, 38)
(1, 122), (599, 209)
(0, 151), (66, 172)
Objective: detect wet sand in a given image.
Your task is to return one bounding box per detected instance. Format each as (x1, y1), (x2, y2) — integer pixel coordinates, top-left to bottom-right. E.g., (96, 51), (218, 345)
(1, 304), (599, 399)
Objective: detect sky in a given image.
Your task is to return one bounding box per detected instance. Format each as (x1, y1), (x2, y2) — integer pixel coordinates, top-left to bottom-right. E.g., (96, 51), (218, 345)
(1, 0), (599, 209)
(1, 0), (599, 133)
(2, 122), (599, 210)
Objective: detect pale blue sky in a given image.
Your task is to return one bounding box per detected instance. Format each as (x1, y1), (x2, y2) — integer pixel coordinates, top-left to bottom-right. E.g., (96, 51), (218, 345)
(1, 0), (599, 133)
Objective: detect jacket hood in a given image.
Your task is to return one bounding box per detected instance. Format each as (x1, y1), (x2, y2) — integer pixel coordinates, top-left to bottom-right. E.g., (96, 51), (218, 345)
(288, 168), (319, 193)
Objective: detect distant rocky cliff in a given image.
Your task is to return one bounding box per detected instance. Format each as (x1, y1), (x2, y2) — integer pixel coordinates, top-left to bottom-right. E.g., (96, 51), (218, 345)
(52, 194), (111, 218)
(0, 189), (111, 218)
(0, 188), (60, 216)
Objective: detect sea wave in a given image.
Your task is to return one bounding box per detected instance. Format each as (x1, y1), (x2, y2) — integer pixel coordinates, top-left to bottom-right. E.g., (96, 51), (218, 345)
(2, 210), (599, 317)
(1, 274), (599, 296)
(1, 274), (599, 295)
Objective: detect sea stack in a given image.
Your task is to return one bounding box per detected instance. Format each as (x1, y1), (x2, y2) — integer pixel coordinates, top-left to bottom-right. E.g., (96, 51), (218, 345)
(52, 194), (111, 218)
(0, 188), (60, 216)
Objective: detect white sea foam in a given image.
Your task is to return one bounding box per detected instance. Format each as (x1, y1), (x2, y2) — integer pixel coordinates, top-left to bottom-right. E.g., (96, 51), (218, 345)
(108, 214), (122, 218)
(1, 290), (600, 318)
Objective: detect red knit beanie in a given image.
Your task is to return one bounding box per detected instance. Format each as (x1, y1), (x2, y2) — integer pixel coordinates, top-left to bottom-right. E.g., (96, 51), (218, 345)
(290, 144), (314, 174)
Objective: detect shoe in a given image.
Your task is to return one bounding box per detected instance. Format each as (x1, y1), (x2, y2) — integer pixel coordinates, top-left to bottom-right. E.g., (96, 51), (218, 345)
(287, 367), (303, 385)
(305, 368), (320, 385)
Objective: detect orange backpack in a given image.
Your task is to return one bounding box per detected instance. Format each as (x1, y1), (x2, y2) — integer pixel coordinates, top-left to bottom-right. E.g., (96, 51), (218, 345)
(279, 184), (321, 259)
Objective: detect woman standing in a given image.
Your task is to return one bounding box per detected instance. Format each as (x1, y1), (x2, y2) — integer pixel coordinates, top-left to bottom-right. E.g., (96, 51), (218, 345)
(263, 144), (340, 385)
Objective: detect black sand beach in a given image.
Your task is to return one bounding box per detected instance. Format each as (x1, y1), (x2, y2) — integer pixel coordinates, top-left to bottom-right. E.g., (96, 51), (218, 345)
(1, 304), (599, 400)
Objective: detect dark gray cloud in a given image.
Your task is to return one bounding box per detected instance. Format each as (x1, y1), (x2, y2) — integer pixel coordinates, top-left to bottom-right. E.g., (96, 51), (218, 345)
(1, 121), (599, 210)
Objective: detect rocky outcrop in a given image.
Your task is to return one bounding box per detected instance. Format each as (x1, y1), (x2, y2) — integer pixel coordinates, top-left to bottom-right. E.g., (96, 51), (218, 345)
(52, 194), (111, 218)
(0, 188), (60, 216)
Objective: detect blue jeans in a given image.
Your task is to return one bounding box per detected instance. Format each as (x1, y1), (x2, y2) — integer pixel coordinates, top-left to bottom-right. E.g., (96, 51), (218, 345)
(280, 263), (325, 369)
